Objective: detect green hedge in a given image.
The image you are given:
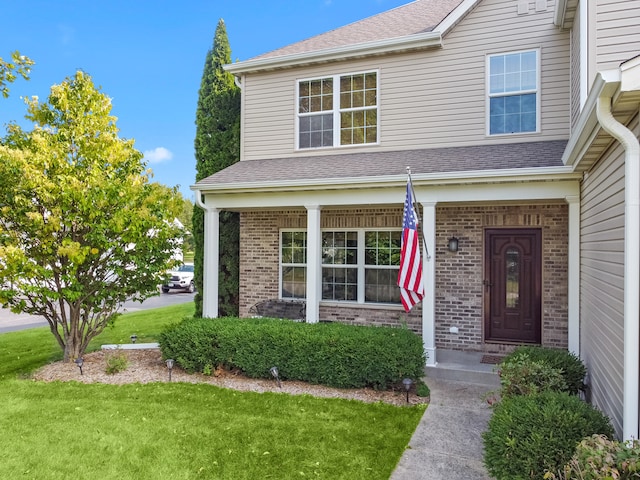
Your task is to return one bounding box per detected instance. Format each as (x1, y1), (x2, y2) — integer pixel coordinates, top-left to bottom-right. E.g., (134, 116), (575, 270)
(483, 392), (614, 479)
(158, 317), (426, 390)
(499, 346), (587, 396)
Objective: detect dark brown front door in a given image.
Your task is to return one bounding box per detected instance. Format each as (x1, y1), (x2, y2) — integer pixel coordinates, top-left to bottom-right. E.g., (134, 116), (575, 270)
(484, 229), (541, 344)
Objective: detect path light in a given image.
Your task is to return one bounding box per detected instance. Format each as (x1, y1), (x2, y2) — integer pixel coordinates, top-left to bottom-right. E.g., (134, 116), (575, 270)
(402, 378), (413, 403)
(74, 357), (84, 376)
(166, 359), (174, 381)
(130, 334), (137, 344)
(270, 366), (281, 388)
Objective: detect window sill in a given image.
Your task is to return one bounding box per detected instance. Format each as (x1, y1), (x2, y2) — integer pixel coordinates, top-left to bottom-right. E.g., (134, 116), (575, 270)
(319, 301), (405, 311)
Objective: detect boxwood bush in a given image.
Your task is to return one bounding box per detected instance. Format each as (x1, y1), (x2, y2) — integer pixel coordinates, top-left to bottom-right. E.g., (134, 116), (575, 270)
(499, 346), (586, 396)
(159, 317), (426, 390)
(483, 392), (614, 479)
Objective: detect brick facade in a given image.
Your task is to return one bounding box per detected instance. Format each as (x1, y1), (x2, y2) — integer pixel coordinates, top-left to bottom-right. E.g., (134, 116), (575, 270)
(239, 203), (568, 352)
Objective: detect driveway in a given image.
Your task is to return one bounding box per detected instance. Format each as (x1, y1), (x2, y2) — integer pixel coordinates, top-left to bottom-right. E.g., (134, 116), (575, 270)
(0, 291), (195, 334)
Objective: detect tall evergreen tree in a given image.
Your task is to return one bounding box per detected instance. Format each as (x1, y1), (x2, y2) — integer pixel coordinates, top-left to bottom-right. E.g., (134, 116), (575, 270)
(193, 19), (240, 317)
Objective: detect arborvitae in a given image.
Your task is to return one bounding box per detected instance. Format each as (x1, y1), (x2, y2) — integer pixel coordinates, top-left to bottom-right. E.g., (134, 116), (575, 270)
(193, 19), (240, 317)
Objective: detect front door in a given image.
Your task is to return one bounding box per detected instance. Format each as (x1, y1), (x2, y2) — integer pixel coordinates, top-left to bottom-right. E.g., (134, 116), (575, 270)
(484, 229), (541, 343)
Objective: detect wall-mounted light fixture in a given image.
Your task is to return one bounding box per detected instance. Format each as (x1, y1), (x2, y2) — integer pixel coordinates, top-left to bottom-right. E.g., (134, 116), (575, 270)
(447, 237), (459, 253)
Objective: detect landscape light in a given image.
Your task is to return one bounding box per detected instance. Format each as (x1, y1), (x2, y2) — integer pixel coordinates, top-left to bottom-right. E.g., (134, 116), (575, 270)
(166, 359), (174, 381)
(74, 357), (84, 376)
(270, 366), (281, 388)
(402, 378), (413, 403)
(130, 334), (137, 344)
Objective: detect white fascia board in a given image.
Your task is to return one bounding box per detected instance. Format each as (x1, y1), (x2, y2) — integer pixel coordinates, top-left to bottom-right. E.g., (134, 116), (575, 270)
(621, 55), (640, 92)
(562, 69), (621, 167)
(197, 178), (580, 210)
(191, 166), (579, 196)
(224, 32), (442, 74)
(554, 0), (568, 27)
(435, 0), (482, 35)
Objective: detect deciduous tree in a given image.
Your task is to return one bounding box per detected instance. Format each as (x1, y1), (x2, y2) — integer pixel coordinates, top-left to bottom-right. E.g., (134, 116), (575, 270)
(0, 51), (34, 98)
(0, 71), (182, 362)
(193, 19), (240, 317)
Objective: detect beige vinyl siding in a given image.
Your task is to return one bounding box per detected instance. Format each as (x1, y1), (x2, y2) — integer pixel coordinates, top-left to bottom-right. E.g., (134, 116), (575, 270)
(240, 0), (570, 161)
(596, 0), (640, 71)
(579, 116), (638, 439)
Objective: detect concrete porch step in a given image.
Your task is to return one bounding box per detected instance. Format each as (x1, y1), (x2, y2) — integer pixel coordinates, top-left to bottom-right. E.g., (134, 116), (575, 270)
(425, 349), (501, 388)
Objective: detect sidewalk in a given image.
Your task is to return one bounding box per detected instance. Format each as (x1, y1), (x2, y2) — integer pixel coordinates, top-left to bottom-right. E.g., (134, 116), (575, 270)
(391, 376), (494, 479)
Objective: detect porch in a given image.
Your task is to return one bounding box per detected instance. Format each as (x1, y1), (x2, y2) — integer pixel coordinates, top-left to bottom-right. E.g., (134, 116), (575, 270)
(425, 349), (501, 388)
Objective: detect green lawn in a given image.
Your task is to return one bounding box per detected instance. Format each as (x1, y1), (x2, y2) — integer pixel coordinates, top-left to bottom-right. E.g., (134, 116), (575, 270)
(0, 303), (425, 479)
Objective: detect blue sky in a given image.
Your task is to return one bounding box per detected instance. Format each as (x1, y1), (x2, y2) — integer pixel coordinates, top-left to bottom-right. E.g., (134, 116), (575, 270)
(0, 0), (408, 199)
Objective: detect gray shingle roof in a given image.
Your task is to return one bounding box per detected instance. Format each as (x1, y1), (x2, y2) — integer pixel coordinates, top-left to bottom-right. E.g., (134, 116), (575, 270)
(195, 141), (568, 188)
(251, 0), (464, 61)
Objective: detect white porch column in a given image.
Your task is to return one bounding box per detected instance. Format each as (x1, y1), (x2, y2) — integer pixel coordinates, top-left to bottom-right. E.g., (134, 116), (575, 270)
(305, 205), (322, 323)
(566, 195), (580, 355)
(421, 202), (437, 366)
(202, 207), (220, 318)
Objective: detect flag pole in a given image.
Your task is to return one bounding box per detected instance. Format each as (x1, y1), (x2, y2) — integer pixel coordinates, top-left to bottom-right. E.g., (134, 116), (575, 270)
(406, 166), (431, 260)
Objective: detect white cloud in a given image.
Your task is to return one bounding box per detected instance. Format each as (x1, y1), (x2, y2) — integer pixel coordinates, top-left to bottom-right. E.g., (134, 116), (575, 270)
(143, 147), (174, 164)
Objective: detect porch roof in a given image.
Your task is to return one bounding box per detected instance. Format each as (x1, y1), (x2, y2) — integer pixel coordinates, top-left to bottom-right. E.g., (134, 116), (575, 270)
(194, 140), (568, 191)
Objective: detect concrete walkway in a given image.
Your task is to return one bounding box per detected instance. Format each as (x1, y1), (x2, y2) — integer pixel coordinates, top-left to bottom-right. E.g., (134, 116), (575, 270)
(391, 376), (495, 479)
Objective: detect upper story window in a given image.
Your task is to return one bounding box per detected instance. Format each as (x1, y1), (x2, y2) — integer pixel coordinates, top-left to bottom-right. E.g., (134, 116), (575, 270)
(298, 71), (378, 149)
(487, 50), (539, 135)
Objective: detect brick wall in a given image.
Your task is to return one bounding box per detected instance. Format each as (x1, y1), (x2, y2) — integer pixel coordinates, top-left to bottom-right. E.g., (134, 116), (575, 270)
(239, 203), (569, 351)
(436, 204), (568, 353)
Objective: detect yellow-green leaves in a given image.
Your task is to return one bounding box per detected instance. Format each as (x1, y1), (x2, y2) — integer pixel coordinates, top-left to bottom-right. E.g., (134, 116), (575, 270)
(0, 70), (183, 361)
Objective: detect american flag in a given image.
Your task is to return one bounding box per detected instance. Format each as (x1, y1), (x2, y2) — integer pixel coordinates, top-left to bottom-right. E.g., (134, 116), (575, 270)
(397, 179), (424, 312)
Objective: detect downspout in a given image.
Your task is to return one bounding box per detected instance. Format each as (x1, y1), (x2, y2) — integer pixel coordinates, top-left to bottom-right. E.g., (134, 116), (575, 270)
(596, 96), (640, 441)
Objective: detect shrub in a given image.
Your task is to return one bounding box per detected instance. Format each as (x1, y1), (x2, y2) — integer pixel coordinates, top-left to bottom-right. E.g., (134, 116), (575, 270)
(544, 434), (640, 479)
(105, 350), (129, 375)
(499, 357), (567, 397)
(483, 392), (614, 479)
(500, 346), (586, 395)
(416, 380), (430, 398)
(159, 317), (426, 390)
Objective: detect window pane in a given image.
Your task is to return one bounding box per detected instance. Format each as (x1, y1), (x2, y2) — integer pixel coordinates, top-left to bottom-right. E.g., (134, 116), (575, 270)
(365, 268), (401, 303)
(506, 248), (519, 308)
(282, 267), (306, 299)
(322, 267), (357, 301)
(299, 113), (333, 148)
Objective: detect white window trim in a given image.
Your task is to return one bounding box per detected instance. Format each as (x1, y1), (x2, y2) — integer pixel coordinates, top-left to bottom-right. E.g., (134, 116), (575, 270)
(295, 69), (380, 151)
(279, 229), (308, 300)
(279, 228), (401, 305)
(485, 48), (541, 137)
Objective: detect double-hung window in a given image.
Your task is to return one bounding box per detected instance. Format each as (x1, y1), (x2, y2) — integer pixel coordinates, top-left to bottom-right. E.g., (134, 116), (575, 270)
(298, 71), (378, 149)
(487, 50), (539, 135)
(280, 229), (402, 305)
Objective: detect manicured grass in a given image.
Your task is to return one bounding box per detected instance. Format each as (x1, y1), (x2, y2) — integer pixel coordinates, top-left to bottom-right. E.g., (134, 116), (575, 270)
(0, 302), (425, 479)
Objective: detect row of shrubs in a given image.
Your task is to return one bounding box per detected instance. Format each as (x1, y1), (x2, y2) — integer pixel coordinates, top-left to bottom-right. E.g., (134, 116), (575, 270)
(158, 317), (426, 390)
(483, 346), (640, 479)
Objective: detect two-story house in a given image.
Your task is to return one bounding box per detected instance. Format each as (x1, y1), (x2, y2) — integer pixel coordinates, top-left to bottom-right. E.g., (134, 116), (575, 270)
(192, 0), (640, 440)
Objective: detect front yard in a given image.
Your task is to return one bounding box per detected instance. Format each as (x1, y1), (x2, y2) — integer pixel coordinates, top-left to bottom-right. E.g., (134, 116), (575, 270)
(0, 303), (425, 479)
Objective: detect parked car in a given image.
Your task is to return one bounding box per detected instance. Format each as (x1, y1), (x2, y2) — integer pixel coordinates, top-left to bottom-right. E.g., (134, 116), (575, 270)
(161, 264), (195, 293)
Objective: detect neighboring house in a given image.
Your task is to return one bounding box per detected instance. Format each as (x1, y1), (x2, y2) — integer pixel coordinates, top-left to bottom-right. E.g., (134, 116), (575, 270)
(192, 0), (640, 439)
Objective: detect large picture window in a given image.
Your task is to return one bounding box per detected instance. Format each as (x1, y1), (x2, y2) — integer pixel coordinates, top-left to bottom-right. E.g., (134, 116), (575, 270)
(280, 229), (402, 305)
(298, 71), (378, 149)
(487, 50), (539, 135)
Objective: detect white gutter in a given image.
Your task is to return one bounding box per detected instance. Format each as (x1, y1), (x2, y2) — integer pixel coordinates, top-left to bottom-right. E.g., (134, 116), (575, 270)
(596, 95), (640, 442)
(224, 32), (442, 74)
(553, 0), (568, 27)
